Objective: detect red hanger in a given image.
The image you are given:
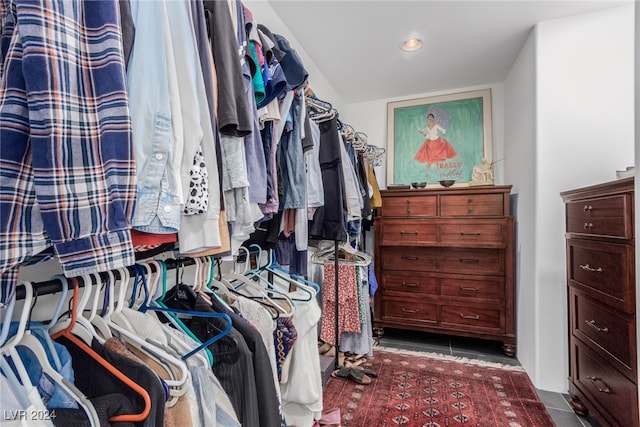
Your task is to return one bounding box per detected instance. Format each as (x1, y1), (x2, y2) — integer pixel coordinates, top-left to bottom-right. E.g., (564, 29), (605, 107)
(51, 278), (152, 423)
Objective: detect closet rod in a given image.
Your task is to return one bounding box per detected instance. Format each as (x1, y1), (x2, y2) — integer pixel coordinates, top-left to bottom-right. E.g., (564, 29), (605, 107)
(14, 257), (197, 300)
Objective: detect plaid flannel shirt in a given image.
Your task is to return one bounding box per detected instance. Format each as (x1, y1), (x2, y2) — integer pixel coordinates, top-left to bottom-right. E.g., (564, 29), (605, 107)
(0, 0), (136, 301)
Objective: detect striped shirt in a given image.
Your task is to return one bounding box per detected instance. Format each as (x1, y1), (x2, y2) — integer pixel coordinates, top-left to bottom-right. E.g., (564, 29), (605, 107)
(0, 0), (136, 300)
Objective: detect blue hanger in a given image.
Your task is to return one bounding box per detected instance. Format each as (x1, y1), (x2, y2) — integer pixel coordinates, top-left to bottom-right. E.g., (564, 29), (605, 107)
(137, 260), (222, 365)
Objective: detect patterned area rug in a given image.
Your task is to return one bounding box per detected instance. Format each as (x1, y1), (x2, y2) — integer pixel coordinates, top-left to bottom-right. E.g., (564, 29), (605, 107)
(322, 346), (556, 427)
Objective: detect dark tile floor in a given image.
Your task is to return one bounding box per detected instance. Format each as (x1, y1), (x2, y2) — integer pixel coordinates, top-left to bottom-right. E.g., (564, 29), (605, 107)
(375, 328), (603, 427)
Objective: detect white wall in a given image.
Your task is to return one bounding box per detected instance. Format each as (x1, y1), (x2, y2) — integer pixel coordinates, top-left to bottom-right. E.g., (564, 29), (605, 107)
(503, 29), (538, 386)
(530, 4), (634, 392)
(243, 0), (345, 112)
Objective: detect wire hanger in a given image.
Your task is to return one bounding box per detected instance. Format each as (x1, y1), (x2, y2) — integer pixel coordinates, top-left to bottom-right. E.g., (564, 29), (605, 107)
(50, 278), (152, 423)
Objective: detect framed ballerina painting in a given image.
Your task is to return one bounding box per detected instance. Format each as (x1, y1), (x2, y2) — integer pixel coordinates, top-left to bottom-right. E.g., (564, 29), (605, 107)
(386, 89), (493, 187)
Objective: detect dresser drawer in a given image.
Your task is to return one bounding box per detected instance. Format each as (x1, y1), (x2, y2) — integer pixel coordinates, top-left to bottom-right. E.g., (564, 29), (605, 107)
(440, 193), (505, 217)
(381, 298), (437, 324)
(381, 195), (437, 217)
(438, 248), (504, 275)
(379, 220), (437, 245)
(440, 305), (502, 331)
(438, 221), (507, 246)
(567, 239), (634, 313)
(566, 194), (632, 239)
(571, 289), (636, 376)
(440, 276), (503, 303)
(381, 248), (437, 271)
(381, 272), (438, 295)
(571, 339), (639, 427)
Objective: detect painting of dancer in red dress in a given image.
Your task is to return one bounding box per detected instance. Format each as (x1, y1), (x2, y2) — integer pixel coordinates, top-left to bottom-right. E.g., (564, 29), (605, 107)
(387, 89), (493, 186)
(413, 110), (457, 179)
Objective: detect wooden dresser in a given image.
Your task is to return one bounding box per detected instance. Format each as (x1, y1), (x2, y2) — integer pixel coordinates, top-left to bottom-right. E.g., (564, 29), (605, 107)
(561, 177), (637, 427)
(373, 185), (516, 356)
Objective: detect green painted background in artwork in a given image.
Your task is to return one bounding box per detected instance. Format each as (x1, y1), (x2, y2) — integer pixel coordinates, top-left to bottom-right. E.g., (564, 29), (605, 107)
(393, 97), (484, 184)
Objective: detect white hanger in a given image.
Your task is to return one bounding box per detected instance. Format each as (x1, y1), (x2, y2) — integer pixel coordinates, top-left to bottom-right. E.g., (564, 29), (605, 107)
(223, 271), (295, 316)
(0, 282), (53, 422)
(15, 282), (101, 426)
(103, 267), (190, 400)
(85, 271), (113, 341)
(48, 276), (96, 345)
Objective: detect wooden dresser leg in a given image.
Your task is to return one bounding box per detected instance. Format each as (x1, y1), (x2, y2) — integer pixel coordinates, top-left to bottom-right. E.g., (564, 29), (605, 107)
(569, 395), (589, 417)
(502, 343), (516, 357)
(373, 327), (385, 339)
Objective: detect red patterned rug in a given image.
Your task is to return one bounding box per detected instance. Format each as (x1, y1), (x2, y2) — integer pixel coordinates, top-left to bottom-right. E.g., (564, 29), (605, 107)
(322, 346), (556, 427)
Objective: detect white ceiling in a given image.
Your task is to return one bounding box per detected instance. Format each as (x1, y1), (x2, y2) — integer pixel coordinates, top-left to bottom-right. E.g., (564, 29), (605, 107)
(264, 0), (632, 104)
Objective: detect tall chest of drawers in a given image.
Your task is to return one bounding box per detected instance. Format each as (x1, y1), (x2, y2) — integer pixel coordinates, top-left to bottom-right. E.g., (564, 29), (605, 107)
(561, 177), (637, 427)
(373, 185), (516, 356)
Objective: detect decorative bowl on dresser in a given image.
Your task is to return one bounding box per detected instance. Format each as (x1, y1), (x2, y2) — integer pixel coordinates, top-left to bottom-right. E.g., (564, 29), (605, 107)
(561, 177), (637, 427)
(373, 185), (516, 356)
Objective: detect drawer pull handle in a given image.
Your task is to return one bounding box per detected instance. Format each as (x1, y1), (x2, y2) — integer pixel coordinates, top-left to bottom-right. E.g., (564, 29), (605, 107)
(401, 308), (419, 314)
(467, 208), (474, 214)
(585, 319), (609, 333)
(460, 232), (481, 236)
(467, 198), (473, 203)
(459, 286), (480, 292)
(583, 205), (593, 211)
(586, 376), (610, 394)
(583, 222), (594, 230)
(460, 258), (480, 264)
(400, 231), (418, 235)
(402, 282), (419, 287)
(460, 314), (480, 320)
(579, 264), (603, 273)
(402, 256), (419, 260)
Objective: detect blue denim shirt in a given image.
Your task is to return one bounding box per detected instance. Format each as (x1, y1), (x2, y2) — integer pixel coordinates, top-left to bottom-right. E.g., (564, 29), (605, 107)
(9, 323), (78, 410)
(127, 0), (181, 233)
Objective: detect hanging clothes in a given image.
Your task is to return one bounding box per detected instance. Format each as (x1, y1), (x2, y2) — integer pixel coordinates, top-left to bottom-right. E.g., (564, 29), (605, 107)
(279, 295), (322, 427)
(308, 117), (348, 241)
(162, 285), (260, 427)
(319, 263), (362, 346)
(55, 336), (166, 427)
(0, 0), (136, 290)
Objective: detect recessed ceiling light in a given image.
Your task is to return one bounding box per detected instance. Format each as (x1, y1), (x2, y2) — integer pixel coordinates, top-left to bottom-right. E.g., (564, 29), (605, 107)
(401, 38), (423, 52)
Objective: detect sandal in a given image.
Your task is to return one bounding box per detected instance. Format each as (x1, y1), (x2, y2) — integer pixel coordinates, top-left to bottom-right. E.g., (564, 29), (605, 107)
(331, 366), (351, 379)
(350, 365), (378, 378)
(349, 368), (373, 385)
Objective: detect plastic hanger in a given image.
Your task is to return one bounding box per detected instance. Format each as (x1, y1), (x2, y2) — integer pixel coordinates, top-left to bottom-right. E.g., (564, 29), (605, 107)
(27, 276), (68, 370)
(141, 260), (215, 367)
(1, 282), (54, 421)
(85, 272), (113, 341)
(51, 278), (152, 423)
(150, 264), (234, 362)
(245, 244), (317, 299)
(48, 276), (96, 345)
(16, 285), (101, 426)
(265, 247), (320, 294)
(310, 242), (372, 266)
(0, 284), (17, 347)
(102, 265), (190, 397)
